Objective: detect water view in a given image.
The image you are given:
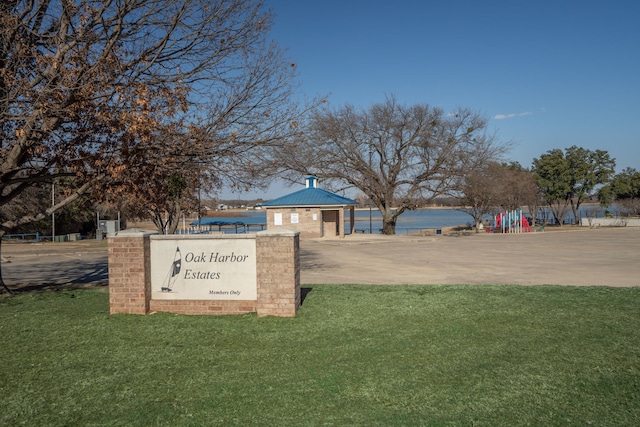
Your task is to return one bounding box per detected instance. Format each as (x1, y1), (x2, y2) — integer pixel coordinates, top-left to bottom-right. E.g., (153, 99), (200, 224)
(187, 205), (616, 235)
(350, 209), (472, 234)
(187, 208), (475, 235)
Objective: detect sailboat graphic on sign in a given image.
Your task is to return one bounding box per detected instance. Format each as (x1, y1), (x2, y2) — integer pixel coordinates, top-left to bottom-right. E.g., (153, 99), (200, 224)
(161, 247), (182, 292)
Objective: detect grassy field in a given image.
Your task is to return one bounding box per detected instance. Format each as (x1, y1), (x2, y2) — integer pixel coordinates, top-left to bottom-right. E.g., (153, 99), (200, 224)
(1, 285), (639, 426)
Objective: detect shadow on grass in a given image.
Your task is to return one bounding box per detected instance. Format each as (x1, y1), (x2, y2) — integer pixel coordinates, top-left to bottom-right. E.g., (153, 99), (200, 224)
(301, 287), (312, 306)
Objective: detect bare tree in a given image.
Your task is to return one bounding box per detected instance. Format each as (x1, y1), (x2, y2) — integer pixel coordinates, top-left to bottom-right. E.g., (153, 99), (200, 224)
(582, 205), (604, 227)
(277, 97), (507, 234)
(459, 162), (541, 232)
(459, 162), (506, 233)
(497, 162), (543, 227)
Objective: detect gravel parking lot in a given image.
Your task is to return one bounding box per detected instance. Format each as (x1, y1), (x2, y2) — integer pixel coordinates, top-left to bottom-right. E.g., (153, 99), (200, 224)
(299, 227), (640, 287)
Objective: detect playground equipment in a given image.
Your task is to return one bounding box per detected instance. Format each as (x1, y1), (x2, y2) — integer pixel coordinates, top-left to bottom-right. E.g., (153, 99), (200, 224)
(493, 209), (531, 233)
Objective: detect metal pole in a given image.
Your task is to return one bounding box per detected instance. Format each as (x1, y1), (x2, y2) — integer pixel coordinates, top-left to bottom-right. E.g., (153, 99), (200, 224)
(51, 182), (55, 242)
(369, 147), (373, 234)
(196, 157), (202, 233)
(198, 183), (202, 232)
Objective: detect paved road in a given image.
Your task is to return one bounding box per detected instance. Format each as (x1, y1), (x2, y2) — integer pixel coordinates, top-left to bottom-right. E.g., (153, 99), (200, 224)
(2, 227), (639, 291)
(1, 241), (108, 291)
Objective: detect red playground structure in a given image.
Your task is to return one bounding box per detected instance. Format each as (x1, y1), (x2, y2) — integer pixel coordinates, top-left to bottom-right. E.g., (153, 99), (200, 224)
(492, 209), (531, 233)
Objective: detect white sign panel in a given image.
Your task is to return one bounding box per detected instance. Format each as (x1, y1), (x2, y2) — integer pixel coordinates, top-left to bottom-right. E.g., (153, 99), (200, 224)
(150, 237), (257, 300)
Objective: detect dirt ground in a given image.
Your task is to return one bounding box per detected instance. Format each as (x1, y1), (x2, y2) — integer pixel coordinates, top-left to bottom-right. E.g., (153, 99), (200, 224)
(298, 226), (640, 287)
(2, 226), (639, 289)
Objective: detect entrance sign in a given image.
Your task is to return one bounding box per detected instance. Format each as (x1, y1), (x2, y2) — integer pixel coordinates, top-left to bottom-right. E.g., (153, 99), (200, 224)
(107, 229), (300, 317)
(150, 237), (257, 300)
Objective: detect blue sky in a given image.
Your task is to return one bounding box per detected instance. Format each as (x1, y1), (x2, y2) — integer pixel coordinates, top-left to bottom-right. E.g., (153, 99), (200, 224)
(221, 0), (639, 199)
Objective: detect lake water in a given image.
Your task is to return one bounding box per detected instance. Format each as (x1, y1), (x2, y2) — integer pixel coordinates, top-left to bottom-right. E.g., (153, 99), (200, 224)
(189, 209), (475, 235)
(350, 208), (473, 234)
(188, 205), (615, 235)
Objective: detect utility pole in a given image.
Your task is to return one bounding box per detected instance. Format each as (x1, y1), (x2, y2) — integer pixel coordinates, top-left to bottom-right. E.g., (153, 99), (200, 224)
(369, 147), (373, 234)
(51, 182), (55, 242)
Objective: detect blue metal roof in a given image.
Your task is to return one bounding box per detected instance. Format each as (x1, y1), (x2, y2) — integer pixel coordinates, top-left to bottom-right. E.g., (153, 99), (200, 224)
(262, 187), (357, 207)
(190, 216), (264, 226)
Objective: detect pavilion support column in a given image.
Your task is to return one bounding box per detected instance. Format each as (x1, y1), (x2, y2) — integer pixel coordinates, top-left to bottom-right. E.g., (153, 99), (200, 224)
(349, 207), (355, 235)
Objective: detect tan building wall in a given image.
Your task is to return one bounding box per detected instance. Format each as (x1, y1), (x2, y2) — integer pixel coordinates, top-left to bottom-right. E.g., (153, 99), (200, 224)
(265, 206), (354, 238)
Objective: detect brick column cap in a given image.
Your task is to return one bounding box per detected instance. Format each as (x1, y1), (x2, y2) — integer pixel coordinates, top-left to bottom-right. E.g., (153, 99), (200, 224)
(257, 228), (299, 237)
(108, 228), (158, 239)
(151, 234), (255, 241)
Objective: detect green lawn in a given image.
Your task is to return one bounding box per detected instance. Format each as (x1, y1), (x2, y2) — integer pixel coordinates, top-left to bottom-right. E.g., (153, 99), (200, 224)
(1, 285), (639, 426)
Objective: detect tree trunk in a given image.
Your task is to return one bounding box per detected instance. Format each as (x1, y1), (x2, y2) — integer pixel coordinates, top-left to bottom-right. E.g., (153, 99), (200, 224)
(526, 206), (539, 227)
(151, 210), (167, 234)
(381, 220), (396, 235)
(549, 200), (570, 226)
(167, 201), (182, 234)
(570, 200), (581, 225)
(0, 232), (14, 294)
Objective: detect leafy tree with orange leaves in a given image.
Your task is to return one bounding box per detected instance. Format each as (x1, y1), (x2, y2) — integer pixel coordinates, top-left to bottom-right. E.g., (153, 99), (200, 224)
(0, 0), (312, 291)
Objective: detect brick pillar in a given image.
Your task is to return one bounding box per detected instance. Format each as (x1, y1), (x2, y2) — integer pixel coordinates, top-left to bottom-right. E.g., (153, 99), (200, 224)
(108, 229), (157, 314)
(255, 229), (300, 317)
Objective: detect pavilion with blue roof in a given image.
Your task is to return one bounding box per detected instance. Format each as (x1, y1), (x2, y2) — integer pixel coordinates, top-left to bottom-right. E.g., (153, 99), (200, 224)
(261, 176), (357, 238)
